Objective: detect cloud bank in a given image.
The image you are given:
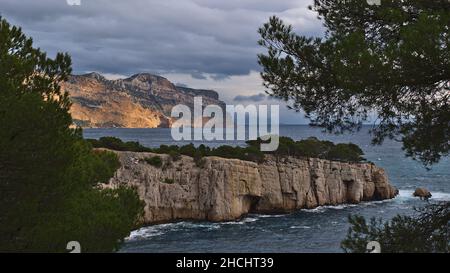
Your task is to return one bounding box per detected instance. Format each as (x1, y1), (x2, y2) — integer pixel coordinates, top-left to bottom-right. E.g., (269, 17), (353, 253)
(233, 93), (267, 102)
(1, 0), (323, 78)
(1, 0), (324, 124)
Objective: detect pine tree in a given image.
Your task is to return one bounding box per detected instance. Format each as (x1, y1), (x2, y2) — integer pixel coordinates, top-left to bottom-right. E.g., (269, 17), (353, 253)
(0, 17), (143, 252)
(258, 0), (450, 166)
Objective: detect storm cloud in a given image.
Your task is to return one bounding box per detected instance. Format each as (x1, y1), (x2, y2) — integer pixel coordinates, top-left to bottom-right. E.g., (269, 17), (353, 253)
(1, 0), (324, 124)
(0, 0), (323, 78)
(234, 93), (267, 102)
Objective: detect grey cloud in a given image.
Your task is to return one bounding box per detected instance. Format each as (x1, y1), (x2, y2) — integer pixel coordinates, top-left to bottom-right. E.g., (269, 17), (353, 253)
(175, 83), (189, 88)
(0, 0), (322, 77)
(210, 74), (231, 81)
(190, 72), (208, 80)
(233, 93), (267, 102)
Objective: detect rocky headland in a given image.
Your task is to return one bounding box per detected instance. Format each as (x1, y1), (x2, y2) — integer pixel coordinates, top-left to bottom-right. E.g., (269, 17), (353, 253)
(106, 151), (398, 225)
(61, 72), (226, 128)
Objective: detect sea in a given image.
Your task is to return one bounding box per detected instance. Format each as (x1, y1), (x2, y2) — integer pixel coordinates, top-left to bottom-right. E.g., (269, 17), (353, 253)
(83, 125), (450, 253)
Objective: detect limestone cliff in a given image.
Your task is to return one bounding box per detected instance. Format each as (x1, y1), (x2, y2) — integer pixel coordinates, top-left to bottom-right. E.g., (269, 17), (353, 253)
(107, 151), (398, 224)
(61, 72), (226, 128)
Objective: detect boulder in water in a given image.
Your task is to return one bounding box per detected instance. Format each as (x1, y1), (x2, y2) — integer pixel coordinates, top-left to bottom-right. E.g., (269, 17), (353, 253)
(413, 188), (432, 200)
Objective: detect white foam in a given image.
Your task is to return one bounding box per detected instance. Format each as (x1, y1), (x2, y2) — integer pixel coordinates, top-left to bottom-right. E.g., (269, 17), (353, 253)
(126, 190), (450, 241)
(126, 221), (221, 241)
(290, 225), (311, 229)
(127, 221), (189, 240)
(127, 226), (167, 241)
(397, 189), (415, 199)
(221, 217), (259, 225)
(299, 196), (404, 213)
(255, 214), (287, 218)
(359, 199), (392, 206)
(433, 192), (450, 201)
(301, 203), (359, 213)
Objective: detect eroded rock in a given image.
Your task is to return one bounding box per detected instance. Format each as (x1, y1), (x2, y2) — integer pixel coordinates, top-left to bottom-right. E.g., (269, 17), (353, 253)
(107, 152), (398, 224)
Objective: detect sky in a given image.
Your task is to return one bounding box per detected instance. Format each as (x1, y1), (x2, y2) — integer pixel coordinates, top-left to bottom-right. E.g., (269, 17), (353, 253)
(1, 0), (325, 124)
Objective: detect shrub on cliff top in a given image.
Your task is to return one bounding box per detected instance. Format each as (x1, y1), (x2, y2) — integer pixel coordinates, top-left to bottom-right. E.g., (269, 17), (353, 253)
(91, 135), (365, 163)
(87, 137), (151, 152)
(144, 156), (163, 168)
(168, 150), (181, 162)
(247, 136), (365, 162)
(193, 151), (206, 168)
(327, 143), (365, 162)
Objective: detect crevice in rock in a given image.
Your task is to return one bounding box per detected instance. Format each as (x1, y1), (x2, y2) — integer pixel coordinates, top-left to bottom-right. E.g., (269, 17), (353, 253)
(246, 195), (262, 213)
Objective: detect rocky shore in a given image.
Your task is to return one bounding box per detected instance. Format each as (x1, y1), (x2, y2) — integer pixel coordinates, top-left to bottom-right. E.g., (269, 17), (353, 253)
(107, 151), (398, 224)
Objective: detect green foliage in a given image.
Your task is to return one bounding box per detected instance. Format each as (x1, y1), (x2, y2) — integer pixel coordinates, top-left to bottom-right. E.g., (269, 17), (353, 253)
(342, 203), (450, 253)
(327, 143), (365, 162)
(89, 136), (266, 163)
(179, 143), (197, 157)
(168, 150), (181, 161)
(0, 17), (143, 252)
(258, 0), (450, 166)
(193, 151), (206, 168)
(248, 136), (365, 162)
(91, 135), (365, 163)
(144, 156), (163, 168)
(32, 186), (144, 253)
(87, 137), (151, 152)
(91, 150), (121, 184)
(163, 178), (175, 184)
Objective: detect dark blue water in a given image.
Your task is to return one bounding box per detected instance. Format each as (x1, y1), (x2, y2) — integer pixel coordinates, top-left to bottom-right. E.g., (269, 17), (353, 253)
(83, 126), (450, 253)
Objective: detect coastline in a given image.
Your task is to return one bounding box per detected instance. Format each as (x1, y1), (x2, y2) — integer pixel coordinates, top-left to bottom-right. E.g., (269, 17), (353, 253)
(106, 150), (398, 225)
(83, 127), (449, 252)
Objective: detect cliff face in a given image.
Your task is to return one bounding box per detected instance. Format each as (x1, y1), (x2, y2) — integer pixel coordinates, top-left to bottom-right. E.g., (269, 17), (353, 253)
(61, 72), (226, 128)
(107, 151), (398, 224)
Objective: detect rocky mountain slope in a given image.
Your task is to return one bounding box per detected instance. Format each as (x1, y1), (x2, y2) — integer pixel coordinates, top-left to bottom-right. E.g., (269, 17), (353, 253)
(106, 151), (398, 224)
(61, 72), (226, 128)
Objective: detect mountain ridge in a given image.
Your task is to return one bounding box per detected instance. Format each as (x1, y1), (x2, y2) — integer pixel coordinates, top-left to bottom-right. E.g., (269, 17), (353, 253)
(61, 72), (226, 128)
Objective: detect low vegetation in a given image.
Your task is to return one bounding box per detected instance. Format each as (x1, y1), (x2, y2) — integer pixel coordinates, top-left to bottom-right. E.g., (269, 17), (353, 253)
(88, 137), (152, 152)
(247, 136), (365, 162)
(143, 156), (163, 168)
(88, 136), (366, 163)
(342, 202), (450, 253)
(162, 178), (175, 184)
(168, 150), (181, 161)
